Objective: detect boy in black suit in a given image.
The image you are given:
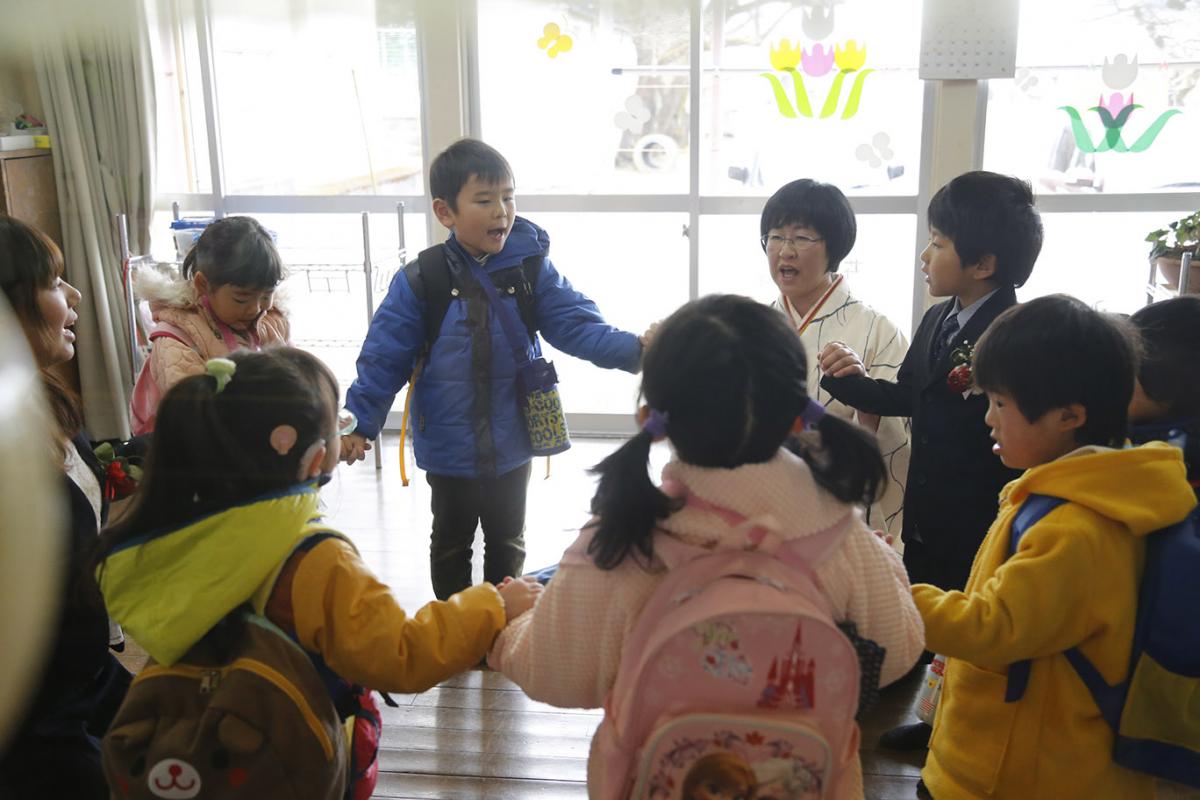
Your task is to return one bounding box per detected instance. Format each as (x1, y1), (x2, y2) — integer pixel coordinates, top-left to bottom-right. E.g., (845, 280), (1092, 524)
(818, 171), (1043, 749)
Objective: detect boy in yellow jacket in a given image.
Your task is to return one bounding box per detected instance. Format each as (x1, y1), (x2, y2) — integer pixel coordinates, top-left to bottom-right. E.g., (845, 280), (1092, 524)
(913, 294), (1197, 800)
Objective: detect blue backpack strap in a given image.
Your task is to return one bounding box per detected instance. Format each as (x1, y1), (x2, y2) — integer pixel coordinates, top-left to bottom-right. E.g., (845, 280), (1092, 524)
(1004, 494), (1067, 703)
(284, 531), (400, 713)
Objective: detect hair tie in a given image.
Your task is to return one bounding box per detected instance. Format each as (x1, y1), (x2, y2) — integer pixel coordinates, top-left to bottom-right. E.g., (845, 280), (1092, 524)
(205, 357), (236, 393)
(642, 408), (669, 440)
(799, 397), (826, 430)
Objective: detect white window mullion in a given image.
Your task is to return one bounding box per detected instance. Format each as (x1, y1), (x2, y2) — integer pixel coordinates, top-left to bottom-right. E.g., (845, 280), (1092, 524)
(688, 0), (702, 301)
(193, 0), (226, 218)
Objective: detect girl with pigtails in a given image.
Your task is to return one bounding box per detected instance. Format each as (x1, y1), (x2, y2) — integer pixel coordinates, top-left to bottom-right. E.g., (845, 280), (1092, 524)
(95, 348), (542, 795)
(489, 294), (924, 797)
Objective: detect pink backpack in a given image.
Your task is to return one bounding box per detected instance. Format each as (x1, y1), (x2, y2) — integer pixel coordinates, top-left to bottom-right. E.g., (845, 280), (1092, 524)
(580, 501), (862, 800)
(129, 321), (194, 436)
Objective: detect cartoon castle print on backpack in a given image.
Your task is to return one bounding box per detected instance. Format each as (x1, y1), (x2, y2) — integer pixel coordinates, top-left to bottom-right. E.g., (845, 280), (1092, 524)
(758, 621), (821, 711)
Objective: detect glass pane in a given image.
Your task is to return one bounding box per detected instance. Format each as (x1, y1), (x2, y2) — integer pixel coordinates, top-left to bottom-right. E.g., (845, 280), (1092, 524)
(698, 213), (916, 334)
(701, 0), (922, 196)
(528, 212), (689, 414)
(209, 0), (423, 196)
(148, 0), (211, 194)
(477, 0), (691, 194)
(253, 211), (427, 405)
(984, 0), (1200, 194)
(1018, 211), (1188, 314)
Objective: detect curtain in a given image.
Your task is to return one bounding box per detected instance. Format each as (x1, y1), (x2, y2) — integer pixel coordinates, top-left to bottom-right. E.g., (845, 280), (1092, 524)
(32, 0), (155, 439)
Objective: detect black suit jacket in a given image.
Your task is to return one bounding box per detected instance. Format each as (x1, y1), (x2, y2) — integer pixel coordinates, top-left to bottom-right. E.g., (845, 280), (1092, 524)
(821, 288), (1021, 590)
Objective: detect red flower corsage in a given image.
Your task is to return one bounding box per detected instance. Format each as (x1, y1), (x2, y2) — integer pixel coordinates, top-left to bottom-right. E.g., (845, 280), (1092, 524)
(946, 344), (980, 397)
(93, 442), (143, 501)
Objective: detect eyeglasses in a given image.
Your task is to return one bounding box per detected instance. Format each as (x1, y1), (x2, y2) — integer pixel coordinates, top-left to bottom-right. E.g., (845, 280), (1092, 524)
(337, 409), (358, 437)
(760, 233), (823, 253)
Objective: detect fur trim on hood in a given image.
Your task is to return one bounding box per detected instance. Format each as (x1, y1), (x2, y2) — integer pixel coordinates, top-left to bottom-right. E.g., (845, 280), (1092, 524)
(133, 266), (199, 311)
(133, 265), (290, 314)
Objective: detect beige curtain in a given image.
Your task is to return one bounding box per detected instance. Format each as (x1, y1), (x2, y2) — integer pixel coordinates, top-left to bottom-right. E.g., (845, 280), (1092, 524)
(31, 0), (155, 439)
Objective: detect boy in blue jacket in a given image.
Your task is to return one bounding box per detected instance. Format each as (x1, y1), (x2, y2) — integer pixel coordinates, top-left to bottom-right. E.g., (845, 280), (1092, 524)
(341, 139), (648, 599)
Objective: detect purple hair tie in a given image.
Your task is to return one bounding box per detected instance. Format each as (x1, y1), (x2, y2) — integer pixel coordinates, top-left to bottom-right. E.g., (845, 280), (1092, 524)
(642, 408), (669, 440)
(800, 397), (826, 429)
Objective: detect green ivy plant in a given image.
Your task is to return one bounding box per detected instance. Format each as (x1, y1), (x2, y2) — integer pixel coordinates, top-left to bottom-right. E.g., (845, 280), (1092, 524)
(1147, 210), (1200, 260)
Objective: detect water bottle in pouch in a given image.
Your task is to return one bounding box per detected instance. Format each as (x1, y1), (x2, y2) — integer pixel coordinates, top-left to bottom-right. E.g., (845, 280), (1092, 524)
(916, 654), (946, 725)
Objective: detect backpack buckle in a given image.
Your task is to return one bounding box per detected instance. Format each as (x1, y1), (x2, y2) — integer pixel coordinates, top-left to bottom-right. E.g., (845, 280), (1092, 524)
(200, 670), (222, 693)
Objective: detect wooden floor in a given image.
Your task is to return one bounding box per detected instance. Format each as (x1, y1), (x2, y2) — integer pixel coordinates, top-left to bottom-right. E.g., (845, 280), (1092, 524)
(120, 435), (926, 799)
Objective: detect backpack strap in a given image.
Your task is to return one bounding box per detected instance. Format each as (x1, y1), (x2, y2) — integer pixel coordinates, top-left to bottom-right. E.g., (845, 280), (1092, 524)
(147, 320), (194, 348)
(1004, 494), (1068, 702)
(405, 245), (454, 360)
(405, 244), (543, 358)
(514, 254), (543, 345)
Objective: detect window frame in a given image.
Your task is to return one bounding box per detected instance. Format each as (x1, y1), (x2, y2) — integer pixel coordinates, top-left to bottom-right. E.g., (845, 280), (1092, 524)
(156, 0), (939, 435)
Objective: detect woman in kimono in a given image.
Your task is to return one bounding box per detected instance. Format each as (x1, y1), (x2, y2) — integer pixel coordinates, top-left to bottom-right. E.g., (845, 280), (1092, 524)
(761, 179), (911, 541)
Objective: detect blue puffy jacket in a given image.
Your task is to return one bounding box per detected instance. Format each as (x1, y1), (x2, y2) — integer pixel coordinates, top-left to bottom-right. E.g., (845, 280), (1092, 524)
(344, 217), (642, 478)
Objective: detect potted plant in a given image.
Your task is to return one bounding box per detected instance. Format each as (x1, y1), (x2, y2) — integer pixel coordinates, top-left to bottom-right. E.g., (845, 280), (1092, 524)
(1147, 210), (1200, 293)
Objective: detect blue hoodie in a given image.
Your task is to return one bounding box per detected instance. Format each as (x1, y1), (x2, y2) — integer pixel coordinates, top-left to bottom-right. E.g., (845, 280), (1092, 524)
(345, 217), (642, 478)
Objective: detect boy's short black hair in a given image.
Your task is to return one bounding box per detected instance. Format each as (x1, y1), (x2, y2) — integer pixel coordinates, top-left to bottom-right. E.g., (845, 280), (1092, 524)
(1130, 295), (1200, 419)
(760, 179), (857, 272)
(927, 171), (1043, 288)
(974, 294), (1136, 448)
(429, 138), (514, 212)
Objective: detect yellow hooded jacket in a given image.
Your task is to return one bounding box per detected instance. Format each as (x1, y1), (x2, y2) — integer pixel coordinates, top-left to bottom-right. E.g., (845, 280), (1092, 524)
(99, 484), (505, 693)
(913, 443), (1197, 800)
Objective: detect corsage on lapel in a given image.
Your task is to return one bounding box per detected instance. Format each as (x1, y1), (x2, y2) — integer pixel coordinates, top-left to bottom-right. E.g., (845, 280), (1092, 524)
(946, 344), (981, 399)
(93, 442), (143, 501)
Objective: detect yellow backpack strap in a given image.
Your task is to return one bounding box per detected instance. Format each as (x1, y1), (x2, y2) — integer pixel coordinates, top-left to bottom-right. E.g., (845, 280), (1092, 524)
(251, 526), (357, 614)
(398, 364), (421, 487)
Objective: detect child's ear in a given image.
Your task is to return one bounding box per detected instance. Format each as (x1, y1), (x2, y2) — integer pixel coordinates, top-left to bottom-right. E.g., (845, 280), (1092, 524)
(967, 254), (997, 282)
(1056, 403), (1088, 434)
(193, 271), (211, 295)
(432, 197), (456, 230)
(297, 441), (327, 481)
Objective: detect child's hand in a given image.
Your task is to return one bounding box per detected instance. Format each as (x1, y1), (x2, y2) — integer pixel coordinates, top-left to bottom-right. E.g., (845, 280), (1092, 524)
(818, 341), (867, 378)
(639, 321), (661, 349)
(498, 576), (543, 622)
(340, 433), (371, 464)
(871, 528), (895, 547)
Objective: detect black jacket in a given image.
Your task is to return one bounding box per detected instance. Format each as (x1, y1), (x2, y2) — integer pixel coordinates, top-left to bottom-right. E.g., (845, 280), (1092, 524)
(821, 288), (1021, 589)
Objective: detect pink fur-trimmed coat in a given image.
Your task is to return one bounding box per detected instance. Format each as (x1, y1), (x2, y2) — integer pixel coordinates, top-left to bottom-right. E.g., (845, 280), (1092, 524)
(134, 269), (290, 394)
(490, 448), (925, 798)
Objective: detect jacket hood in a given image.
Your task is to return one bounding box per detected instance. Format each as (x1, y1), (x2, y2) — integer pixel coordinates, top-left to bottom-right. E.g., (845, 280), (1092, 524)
(1005, 442), (1196, 537)
(134, 267), (291, 319)
(134, 266), (198, 311)
(98, 484), (323, 665)
(658, 448), (856, 548)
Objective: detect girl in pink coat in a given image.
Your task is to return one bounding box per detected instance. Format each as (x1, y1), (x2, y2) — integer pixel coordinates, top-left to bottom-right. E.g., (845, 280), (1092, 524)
(131, 216), (289, 434)
(490, 294), (924, 799)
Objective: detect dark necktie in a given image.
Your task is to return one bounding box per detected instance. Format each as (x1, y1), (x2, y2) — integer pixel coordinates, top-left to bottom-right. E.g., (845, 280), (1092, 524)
(932, 313), (961, 364)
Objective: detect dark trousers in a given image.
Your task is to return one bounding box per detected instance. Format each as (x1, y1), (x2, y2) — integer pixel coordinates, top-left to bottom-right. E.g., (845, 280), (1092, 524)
(902, 536), (973, 594)
(0, 653), (131, 800)
(426, 462), (531, 600)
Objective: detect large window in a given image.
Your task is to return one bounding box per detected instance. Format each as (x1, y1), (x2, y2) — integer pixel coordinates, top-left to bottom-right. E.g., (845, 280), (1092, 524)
(209, 0), (423, 196)
(982, 0), (1200, 313)
(477, 0), (691, 195)
(470, 1), (925, 419)
(149, 0), (970, 428)
(700, 0), (923, 197)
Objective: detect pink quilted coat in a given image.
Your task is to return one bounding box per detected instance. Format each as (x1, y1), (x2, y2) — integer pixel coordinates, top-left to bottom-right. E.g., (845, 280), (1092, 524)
(131, 270), (289, 431)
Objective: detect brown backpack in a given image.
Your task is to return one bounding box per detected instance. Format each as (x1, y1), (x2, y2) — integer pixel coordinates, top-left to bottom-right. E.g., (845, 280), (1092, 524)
(102, 613), (347, 799)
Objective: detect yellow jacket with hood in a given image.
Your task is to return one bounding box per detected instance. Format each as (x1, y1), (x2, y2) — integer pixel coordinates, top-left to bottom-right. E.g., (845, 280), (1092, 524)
(913, 442), (1197, 800)
(99, 484), (505, 693)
